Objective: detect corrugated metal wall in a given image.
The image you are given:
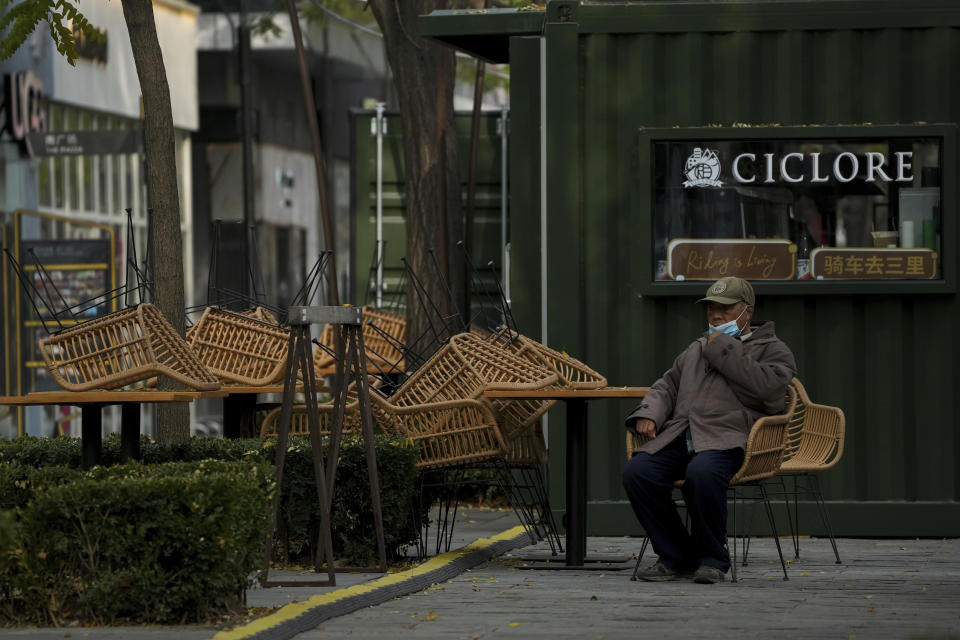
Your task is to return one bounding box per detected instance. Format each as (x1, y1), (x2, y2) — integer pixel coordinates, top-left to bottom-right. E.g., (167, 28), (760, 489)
(510, 2), (960, 536)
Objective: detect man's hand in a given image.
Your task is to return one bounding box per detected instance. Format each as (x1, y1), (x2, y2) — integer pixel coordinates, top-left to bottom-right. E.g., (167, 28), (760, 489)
(707, 331), (722, 344)
(634, 418), (656, 439)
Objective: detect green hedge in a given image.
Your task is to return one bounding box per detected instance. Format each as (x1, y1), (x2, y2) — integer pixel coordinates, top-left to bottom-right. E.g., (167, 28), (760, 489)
(0, 434), (425, 625)
(0, 459), (273, 624)
(1, 434), (425, 569)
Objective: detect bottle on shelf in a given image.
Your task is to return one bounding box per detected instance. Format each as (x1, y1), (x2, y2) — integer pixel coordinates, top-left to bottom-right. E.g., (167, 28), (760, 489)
(797, 232), (812, 280)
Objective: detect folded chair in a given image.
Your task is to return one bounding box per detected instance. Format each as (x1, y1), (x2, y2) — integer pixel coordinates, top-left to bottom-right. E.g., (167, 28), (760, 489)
(774, 378), (846, 564)
(38, 303), (221, 391)
(627, 384), (797, 582)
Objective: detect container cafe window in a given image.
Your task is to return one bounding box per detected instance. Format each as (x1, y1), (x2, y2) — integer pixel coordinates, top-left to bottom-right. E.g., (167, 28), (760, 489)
(649, 134), (944, 282)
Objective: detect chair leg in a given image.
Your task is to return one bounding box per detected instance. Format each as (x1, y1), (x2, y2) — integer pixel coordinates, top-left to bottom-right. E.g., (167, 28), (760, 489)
(730, 487), (738, 583)
(494, 461), (540, 546)
(630, 536), (651, 581)
(525, 464), (563, 555)
(791, 475), (801, 558)
(760, 483), (789, 581)
(809, 474), (842, 564)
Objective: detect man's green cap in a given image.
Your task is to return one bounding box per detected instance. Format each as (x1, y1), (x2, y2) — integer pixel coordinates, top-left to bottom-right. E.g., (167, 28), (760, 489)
(698, 276), (755, 306)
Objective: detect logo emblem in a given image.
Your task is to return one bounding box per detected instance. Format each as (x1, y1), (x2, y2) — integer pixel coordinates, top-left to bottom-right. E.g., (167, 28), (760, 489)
(710, 281), (727, 295)
(683, 147), (722, 188)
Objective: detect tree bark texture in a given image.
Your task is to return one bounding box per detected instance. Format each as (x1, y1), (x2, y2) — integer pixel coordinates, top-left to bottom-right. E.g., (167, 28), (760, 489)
(368, 0), (466, 353)
(121, 0), (189, 442)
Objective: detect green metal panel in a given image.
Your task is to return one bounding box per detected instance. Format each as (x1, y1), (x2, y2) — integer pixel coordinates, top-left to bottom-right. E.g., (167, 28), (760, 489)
(501, 1), (960, 536)
(350, 109), (507, 313)
(506, 37), (542, 340)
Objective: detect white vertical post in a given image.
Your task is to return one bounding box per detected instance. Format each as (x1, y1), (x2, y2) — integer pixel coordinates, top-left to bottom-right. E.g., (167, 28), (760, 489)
(374, 102), (385, 308)
(539, 36), (549, 446)
(500, 105), (510, 312)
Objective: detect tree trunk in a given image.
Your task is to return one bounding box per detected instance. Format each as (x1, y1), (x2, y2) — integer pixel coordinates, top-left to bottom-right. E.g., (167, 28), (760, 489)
(368, 0), (465, 353)
(121, 0), (189, 442)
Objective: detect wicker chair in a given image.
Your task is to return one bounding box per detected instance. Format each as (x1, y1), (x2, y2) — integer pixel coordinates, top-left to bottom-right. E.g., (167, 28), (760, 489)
(187, 307), (290, 385)
(775, 378), (846, 564)
(258, 401), (359, 437)
(506, 334), (608, 389)
(38, 303), (221, 392)
(627, 385), (797, 582)
(386, 332), (558, 443)
(485, 332), (609, 440)
(313, 306), (406, 377)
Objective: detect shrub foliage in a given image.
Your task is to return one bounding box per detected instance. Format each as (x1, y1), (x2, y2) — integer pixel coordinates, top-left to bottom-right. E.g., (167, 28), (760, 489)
(0, 433), (424, 625)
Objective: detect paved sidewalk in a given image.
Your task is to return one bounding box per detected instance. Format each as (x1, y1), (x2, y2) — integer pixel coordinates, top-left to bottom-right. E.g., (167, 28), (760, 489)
(301, 534), (960, 640)
(1, 508), (958, 640)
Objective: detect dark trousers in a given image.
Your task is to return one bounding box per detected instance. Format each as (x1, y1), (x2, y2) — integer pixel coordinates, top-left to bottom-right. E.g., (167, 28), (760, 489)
(622, 435), (744, 573)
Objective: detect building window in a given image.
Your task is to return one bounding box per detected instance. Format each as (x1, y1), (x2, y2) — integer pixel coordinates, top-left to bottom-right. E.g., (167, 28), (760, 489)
(648, 132), (944, 282)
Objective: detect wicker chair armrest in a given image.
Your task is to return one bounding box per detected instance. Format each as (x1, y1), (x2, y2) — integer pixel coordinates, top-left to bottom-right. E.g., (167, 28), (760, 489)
(482, 371), (560, 392)
(731, 411), (792, 485)
(625, 429), (652, 462)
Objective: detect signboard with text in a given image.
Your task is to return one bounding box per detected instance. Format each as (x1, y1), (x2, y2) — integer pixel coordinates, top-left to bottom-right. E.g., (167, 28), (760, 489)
(18, 239), (114, 393)
(811, 248), (938, 280)
(667, 239), (796, 280)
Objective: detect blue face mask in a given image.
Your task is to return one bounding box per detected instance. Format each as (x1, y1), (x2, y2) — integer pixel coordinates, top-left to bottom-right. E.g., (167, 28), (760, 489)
(707, 305), (748, 338)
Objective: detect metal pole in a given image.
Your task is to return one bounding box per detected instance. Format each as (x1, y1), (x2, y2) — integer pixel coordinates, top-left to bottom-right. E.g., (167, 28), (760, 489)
(464, 60), (485, 322)
(500, 105), (510, 309)
(283, 0), (339, 305)
(238, 2), (254, 300)
(375, 102), (385, 308)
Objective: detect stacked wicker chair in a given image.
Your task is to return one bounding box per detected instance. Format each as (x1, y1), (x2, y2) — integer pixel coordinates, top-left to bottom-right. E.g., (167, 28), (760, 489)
(186, 307), (290, 385)
(38, 303), (221, 391)
(313, 306), (406, 378)
(371, 332), (558, 468)
(483, 330), (608, 552)
(497, 332), (608, 445)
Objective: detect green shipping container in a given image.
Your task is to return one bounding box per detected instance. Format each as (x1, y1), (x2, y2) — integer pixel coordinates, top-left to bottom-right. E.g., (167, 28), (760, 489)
(422, 0), (960, 537)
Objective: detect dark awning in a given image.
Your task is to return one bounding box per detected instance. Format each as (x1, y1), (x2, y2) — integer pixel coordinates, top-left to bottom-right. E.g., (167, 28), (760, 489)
(417, 7), (545, 64)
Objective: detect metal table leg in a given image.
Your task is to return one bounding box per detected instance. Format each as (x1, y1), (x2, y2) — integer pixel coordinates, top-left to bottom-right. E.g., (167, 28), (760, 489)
(81, 403), (103, 470)
(565, 398), (588, 566)
(120, 403), (141, 462)
(223, 394), (256, 438)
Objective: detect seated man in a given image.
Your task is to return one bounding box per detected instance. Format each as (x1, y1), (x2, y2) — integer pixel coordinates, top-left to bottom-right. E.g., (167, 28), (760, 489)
(622, 276), (796, 584)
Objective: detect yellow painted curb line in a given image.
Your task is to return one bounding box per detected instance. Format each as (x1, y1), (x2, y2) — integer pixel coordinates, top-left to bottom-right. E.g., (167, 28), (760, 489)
(213, 525), (528, 640)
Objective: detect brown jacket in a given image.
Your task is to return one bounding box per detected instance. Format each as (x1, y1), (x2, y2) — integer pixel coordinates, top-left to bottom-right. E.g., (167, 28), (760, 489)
(624, 320), (796, 454)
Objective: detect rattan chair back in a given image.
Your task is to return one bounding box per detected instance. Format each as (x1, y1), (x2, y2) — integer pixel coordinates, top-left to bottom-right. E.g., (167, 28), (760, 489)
(188, 307), (290, 385)
(376, 398), (506, 469)
(38, 303), (221, 391)
(507, 334), (608, 389)
(779, 379), (846, 474)
(313, 306), (406, 375)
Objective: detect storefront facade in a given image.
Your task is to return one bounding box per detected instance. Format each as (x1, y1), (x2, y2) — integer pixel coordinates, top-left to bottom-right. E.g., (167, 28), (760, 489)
(0, 0), (199, 437)
(423, 0), (960, 535)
